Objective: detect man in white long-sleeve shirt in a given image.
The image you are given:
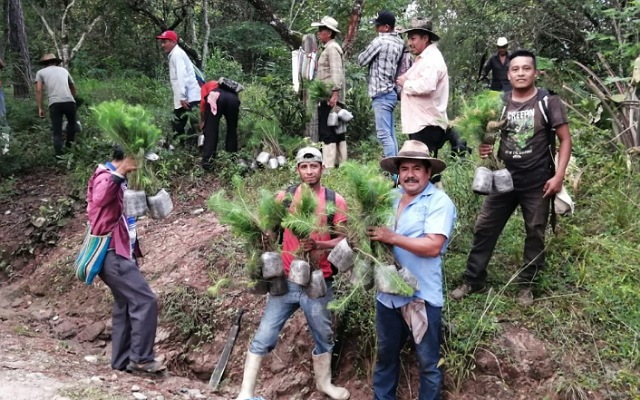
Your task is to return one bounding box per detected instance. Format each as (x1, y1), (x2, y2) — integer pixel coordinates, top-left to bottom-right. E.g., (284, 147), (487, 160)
(156, 30), (201, 146)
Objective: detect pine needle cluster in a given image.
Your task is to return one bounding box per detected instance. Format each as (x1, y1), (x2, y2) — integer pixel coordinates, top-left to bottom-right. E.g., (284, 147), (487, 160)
(337, 162), (414, 297)
(307, 80), (332, 104)
(453, 90), (503, 144)
(207, 175), (286, 254)
(92, 100), (163, 191)
(281, 183), (319, 240)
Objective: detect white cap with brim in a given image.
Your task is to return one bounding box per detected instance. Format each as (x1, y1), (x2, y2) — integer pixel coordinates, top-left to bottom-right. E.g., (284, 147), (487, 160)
(380, 140), (446, 175)
(496, 37), (508, 46)
(295, 147), (323, 164)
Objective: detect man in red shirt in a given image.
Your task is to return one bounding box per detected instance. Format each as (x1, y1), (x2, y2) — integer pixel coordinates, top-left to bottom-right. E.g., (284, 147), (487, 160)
(199, 80), (241, 171)
(235, 147), (350, 400)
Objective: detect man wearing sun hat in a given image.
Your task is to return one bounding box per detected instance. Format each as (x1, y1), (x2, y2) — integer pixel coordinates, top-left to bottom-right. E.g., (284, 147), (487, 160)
(479, 37), (512, 91)
(311, 16), (347, 169)
(35, 53), (78, 157)
(368, 140), (456, 400)
(156, 30), (201, 146)
(396, 17), (449, 161)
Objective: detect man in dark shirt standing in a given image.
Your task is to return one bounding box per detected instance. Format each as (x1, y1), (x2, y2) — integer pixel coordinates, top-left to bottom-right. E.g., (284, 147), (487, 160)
(480, 37), (511, 92)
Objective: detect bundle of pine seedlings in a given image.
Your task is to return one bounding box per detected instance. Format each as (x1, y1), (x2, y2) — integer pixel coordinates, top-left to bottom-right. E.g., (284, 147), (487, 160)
(329, 162), (416, 309)
(208, 175), (287, 294)
(93, 100), (170, 217)
(280, 184), (330, 298)
(453, 90), (513, 195)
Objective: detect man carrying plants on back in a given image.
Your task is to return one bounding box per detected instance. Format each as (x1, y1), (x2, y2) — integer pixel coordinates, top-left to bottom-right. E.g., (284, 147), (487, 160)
(156, 30), (201, 147)
(235, 147), (350, 400)
(86, 146), (166, 374)
(368, 140), (457, 400)
(35, 53), (78, 158)
(451, 49), (572, 306)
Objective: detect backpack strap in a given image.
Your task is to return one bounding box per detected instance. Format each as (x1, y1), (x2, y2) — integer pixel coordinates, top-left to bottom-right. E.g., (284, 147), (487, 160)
(537, 88), (560, 234)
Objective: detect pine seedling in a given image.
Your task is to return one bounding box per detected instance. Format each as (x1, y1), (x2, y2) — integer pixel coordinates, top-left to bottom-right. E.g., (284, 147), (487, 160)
(281, 183), (319, 240)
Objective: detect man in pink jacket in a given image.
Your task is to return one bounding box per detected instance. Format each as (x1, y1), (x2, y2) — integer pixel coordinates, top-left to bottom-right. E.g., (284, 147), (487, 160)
(86, 146), (165, 374)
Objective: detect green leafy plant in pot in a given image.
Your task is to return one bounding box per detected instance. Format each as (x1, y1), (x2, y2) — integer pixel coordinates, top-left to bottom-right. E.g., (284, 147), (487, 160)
(92, 101), (172, 218)
(208, 175), (287, 295)
(453, 91), (513, 195)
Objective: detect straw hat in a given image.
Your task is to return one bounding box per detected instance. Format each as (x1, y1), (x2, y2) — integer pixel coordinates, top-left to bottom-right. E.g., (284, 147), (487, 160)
(311, 16), (341, 33)
(380, 140), (446, 175)
(39, 53), (62, 65)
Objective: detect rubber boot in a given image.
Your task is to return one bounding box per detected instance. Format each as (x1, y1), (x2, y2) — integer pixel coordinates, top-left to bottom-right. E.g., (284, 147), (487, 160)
(322, 142), (337, 169)
(337, 140), (347, 166)
(312, 352), (350, 400)
(235, 351), (263, 400)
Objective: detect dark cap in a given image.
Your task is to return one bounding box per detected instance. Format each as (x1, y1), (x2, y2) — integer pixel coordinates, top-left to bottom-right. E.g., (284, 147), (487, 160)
(370, 11), (395, 27)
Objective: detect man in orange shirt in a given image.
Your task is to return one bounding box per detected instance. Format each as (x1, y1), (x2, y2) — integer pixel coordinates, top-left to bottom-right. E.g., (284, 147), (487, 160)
(235, 147), (350, 400)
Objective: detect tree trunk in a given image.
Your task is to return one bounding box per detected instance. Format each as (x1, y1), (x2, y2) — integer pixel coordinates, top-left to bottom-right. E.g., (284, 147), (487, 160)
(201, 0), (210, 64)
(6, 0), (32, 97)
(341, 0), (365, 58)
(244, 0), (302, 49)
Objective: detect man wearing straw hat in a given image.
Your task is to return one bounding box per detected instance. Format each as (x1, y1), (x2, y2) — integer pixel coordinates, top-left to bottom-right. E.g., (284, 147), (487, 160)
(312, 16), (347, 169)
(369, 140), (456, 400)
(35, 53), (78, 157)
(396, 18), (449, 161)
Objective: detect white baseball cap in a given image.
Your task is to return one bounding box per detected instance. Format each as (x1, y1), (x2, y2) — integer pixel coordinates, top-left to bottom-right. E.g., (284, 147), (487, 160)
(295, 147), (323, 164)
(496, 37), (508, 46)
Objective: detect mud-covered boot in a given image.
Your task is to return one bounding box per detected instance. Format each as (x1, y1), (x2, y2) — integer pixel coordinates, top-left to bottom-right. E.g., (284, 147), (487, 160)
(235, 351), (264, 400)
(312, 352), (350, 400)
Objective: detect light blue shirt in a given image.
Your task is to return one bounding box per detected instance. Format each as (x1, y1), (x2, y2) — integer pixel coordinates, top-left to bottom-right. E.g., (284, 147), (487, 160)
(377, 182), (457, 308)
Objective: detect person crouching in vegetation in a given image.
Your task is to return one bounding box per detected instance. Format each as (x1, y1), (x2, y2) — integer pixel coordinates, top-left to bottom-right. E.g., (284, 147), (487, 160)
(35, 53), (78, 158)
(235, 147), (350, 400)
(86, 146), (166, 374)
(368, 140), (456, 400)
(199, 80), (241, 171)
(451, 50), (572, 306)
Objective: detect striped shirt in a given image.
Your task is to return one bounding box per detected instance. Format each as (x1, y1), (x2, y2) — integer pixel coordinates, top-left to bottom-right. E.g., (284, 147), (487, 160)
(357, 33), (404, 98)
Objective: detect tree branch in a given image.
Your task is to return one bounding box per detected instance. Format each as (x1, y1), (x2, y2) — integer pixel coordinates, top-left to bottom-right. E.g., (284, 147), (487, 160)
(30, 2), (60, 57)
(244, 0), (301, 49)
(70, 16), (103, 63)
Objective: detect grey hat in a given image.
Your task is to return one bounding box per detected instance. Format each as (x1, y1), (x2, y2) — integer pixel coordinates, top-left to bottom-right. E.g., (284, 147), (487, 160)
(399, 17), (441, 41)
(295, 147), (323, 165)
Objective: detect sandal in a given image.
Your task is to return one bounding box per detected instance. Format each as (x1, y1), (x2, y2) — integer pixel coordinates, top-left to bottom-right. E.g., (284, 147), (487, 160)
(126, 359), (167, 374)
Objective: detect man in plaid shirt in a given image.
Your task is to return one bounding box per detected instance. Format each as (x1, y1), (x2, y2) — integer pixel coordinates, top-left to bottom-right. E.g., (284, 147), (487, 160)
(358, 10), (405, 159)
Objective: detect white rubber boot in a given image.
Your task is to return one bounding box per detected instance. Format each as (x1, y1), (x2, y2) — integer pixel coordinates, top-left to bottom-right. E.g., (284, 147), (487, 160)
(235, 351), (263, 400)
(322, 142), (337, 169)
(312, 352), (350, 400)
(337, 140), (348, 166)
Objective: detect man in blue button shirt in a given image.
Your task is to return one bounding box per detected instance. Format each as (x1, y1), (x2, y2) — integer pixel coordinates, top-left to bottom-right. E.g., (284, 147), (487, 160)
(368, 140), (456, 400)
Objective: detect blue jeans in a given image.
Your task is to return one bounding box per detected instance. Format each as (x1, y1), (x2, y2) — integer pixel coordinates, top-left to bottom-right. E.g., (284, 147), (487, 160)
(372, 91), (398, 158)
(373, 300), (442, 400)
(249, 280), (334, 356)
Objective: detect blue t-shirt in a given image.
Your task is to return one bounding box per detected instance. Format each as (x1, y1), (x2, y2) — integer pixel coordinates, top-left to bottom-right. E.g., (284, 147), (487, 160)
(377, 183), (457, 308)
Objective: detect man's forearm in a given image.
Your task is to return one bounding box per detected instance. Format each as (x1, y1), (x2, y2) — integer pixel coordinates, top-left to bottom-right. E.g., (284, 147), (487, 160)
(36, 90), (43, 110)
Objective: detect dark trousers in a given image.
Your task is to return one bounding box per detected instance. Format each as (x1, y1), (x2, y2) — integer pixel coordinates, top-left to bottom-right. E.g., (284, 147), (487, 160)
(50, 101), (77, 156)
(409, 126), (446, 158)
(373, 300), (443, 400)
(202, 89), (240, 169)
(317, 102), (346, 144)
(99, 251), (158, 370)
(465, 188), (550, 286)
(172, 101), (200, 145)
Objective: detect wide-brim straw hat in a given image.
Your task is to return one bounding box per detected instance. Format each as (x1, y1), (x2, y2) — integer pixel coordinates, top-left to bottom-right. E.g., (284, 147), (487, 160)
(380, 140), (446, 175)
(311, 16), (341, 33)
(399, 17), (440, 41)
(39, 53), (62, 64)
